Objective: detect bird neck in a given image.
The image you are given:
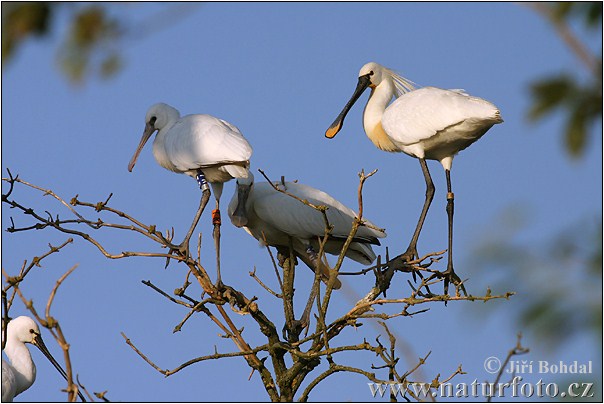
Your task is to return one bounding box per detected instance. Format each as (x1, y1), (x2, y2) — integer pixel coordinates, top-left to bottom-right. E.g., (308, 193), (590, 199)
(152, 111), (178, 155)
(152, 127), (179, 172)
(4, 339), (36, 395)
(363, 81), (398, 152)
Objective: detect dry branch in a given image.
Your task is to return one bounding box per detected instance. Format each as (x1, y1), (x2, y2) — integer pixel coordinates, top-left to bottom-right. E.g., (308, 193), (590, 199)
(2, 169), (514, 402)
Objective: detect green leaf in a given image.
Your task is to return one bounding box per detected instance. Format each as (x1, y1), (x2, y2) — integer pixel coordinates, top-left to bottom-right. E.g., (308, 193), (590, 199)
(564, 106), (587, 158)
(528, 76), (575, 121)
(1, 2), (51, 64)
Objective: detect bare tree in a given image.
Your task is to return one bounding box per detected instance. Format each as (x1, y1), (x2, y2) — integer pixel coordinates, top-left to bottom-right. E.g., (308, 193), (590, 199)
(2, 168), (512, 401)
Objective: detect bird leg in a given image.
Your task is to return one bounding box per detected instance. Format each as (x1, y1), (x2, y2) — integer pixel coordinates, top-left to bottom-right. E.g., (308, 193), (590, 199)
(166, 171), (211, 265)
(402, 158), (434, 282)
(277, 246), (299, 342)
(305, 245), (320, 265)
(298, 246), (321, 331)
(298, 275), (320, 338)
(212, 201), (223, 288)
(442, 169), (467, 296)
(169, 190), (211, 264)
(196, 170), (210, 190)
(298, 246), (342, 289)
(282, 247), (322, 341)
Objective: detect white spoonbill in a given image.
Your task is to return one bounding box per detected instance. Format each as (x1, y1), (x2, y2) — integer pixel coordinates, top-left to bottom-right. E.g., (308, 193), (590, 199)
(228, 172), (387, 290)
(128, 103), (252, 282)
(2, 316), (86, 402)
(326, 62), (502, 294)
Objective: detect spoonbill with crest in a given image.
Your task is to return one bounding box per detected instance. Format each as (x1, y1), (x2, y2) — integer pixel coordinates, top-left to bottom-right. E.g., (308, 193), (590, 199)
(128, 102), (252, 284)
(2, 316), (86, 402)
(325, 62), (502, 294)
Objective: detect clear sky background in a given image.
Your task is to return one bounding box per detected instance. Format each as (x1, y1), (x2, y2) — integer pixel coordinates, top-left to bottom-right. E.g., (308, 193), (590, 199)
(2, 2), (601, 402)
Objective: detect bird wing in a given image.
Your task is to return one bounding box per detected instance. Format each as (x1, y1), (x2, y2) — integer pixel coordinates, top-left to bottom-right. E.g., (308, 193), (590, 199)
(251, 182), (385, 244)
(164, 114), (253, 172)
(382, 87), (502, 146)
(2, 359), (17, 402)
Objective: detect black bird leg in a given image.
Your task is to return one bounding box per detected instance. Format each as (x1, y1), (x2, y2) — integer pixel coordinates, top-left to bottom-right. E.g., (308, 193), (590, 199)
(442, 169), (466, 296)
(212, 199), (222, 288)
(284, 247), (322, 341)
(299, 246), (321, 331)
(402, 158), (434, 282)
(167, 170), (211, 265)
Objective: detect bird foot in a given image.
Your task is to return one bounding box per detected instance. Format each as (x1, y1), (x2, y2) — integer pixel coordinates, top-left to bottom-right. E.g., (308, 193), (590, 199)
(444, 269), (468, 296)
(397, 245), (424, 283)
(440, 265), (467, 298)
(400, 246), (418, 263)
(164, 239), (192, 268)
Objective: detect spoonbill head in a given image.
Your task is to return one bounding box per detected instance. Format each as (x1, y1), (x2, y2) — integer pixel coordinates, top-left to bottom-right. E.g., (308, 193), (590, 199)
(228, 173), (387, 289)
(2, 316), (85, 402)
(325, 62), (502, 294)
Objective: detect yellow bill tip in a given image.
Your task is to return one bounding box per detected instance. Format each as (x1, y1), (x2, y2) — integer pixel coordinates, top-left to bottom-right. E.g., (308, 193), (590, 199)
(325, 122), (342, 139)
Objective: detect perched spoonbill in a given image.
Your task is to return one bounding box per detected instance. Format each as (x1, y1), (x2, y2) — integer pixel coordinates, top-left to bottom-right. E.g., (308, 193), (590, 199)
(128, 103), (252, 283)
(228, 172), (387, 290)
(326, 62), (502, 294)
(2, 316), (86, 402)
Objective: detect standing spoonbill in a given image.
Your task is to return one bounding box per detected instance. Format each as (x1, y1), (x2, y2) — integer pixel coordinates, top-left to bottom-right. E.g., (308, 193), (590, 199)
(228, 172), (387, 289)
(128, 102), (252, 283)
(2, 316), (86, 402)
(325, 62), (502, 294)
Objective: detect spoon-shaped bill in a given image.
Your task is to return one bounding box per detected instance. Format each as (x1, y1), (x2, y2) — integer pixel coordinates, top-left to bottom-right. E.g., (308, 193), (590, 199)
(32, 333), (87, 401)
(325, 73), (372, 139)
(229, 181), (251, 227)
(128, 122), (156, 172)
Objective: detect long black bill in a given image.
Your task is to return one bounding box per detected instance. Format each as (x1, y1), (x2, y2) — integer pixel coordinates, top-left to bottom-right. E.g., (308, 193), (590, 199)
(34, 334), (87, 402)
(128, 121), (156, 172)
(325, 73), (372, 139)
(230, 182), (251, 227)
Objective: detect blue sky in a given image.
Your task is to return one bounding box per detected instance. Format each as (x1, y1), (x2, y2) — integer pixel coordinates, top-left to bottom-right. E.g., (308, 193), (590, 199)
(2, 2), (601, 402)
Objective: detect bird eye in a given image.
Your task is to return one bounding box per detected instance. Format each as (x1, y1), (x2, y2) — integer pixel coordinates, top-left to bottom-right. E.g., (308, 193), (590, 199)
(369, 71), (374, 76)
(29, 329), (35, 334)
(149, 116), (157, 125)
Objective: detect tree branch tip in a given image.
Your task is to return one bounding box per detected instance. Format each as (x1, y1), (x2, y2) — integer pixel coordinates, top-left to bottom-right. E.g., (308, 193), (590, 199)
(359, 168), (378, 179)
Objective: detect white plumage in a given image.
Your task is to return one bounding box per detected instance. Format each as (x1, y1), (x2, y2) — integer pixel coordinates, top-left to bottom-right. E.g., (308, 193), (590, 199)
(2, 316), (85, 402)
(326, 61), (502, 292)
(228, 173), (386, 288)
(381, 87), (501, 169)
(128, 102), (252, 202)
(128, 103), (253, 262)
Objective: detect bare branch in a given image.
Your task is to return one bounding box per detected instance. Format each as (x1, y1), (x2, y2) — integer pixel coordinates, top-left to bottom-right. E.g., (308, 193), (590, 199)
(249, 267), (282, 298)
(45, 264), (79, 320)
(3, 171), (517, 402)
(486, 333), (530, 402)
